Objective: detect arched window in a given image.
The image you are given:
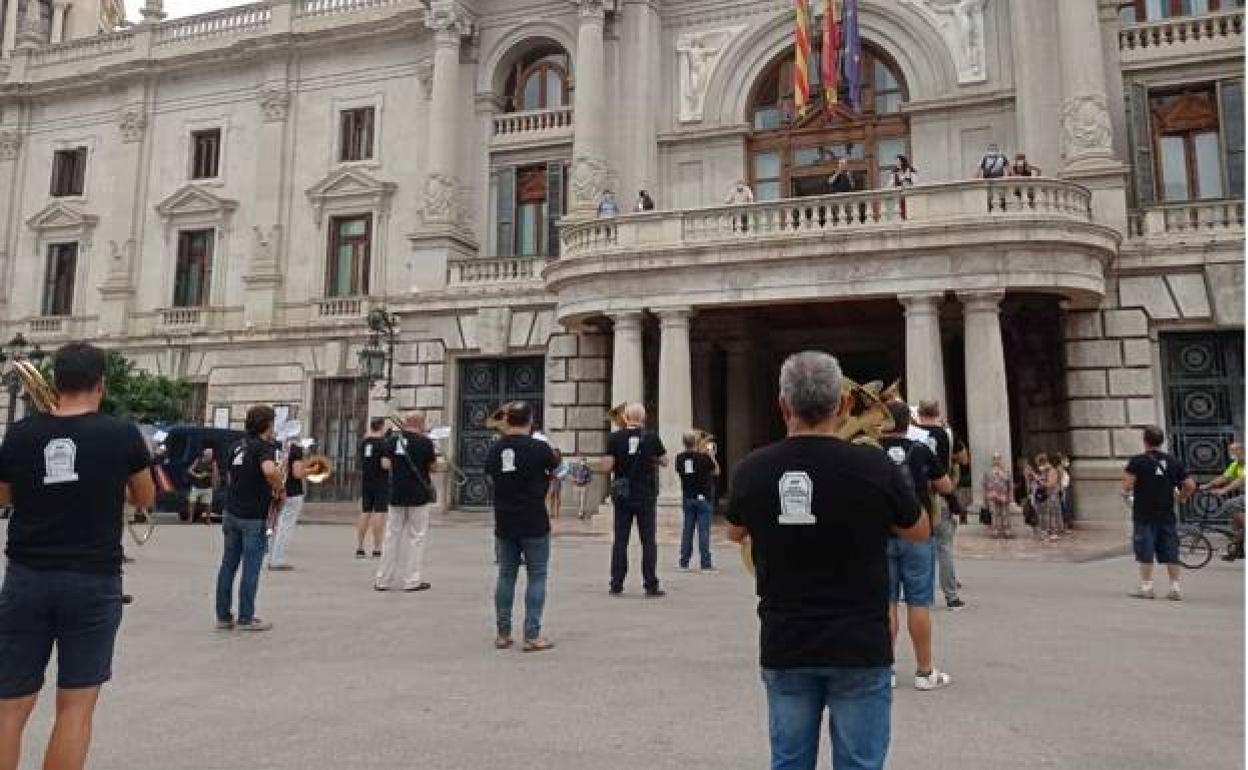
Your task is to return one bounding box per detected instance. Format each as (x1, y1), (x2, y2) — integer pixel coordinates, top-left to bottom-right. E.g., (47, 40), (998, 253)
(504, 46), (570, 112)
(747, 44), (910, 201)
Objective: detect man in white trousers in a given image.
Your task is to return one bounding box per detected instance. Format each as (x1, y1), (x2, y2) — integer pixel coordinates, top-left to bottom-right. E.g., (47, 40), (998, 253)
(375, 413), (437, 592)
(268, 429), (308, 571)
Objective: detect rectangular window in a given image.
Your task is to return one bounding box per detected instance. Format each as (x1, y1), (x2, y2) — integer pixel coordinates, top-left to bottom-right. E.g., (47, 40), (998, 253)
(326, 214), (371, 297)
(1193, 130), (1225, 199)
(42, 242), (77, 316)
(514, 165), (548, 256)
(1135, 0), (1240, 19)
(49, 148), (86, 197)
(1159, 135), (1191, 201)
(753, 151), (782, 201)
(1220, 79), (1244, 196)
(338, 108), (375, 163)
(190, 129), (221, 180)
(174, 229), (214, 307)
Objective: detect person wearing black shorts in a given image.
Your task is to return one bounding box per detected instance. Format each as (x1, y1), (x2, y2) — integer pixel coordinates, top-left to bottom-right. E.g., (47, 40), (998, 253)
(0, 342), (155, 770)
(1123, 425), (1196, 601)
(357, 418), (389, 559)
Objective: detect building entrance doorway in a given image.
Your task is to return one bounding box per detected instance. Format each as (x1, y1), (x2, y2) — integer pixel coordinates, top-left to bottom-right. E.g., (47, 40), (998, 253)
(456, 357), (545, 509)
(307, 377), (370, 503)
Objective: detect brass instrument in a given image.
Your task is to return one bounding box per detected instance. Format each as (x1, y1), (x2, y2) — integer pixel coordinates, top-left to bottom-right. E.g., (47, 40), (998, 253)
(304, 454), (333, 484)
(692, 429), (717, 455)
(486, 403), (513, 433)
(740, 375), (903, 575)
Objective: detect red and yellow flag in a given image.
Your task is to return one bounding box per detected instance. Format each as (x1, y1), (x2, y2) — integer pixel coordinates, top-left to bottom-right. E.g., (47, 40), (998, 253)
(794, 0), (812, 116)
(822, 0), (842, 107)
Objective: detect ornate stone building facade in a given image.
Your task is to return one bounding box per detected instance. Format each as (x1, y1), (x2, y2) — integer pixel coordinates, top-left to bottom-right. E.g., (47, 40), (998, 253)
(0, 0), (1241, 514)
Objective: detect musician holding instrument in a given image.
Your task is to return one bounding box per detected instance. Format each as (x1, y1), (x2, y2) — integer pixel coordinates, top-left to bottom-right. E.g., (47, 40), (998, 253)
(215, 405), (283, 632)
(725, 352), (927, 770)
(0, 342), (154, 770)
(485, 401), (559, 652)
(267, 423), (309, 571)
(375, 412), (436, 592)
(356, 417), (389, 559)
(602, 402), (667, 597)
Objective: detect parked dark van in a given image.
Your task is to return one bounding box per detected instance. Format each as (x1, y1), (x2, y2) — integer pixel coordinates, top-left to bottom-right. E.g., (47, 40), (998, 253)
(153, 425), (244, 518)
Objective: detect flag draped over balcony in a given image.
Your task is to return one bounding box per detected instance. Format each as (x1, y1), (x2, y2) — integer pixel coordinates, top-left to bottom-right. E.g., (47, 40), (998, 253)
(821, 0), (841, 107)
(794, 0), (812, 116)
(843, 0), (862, 111)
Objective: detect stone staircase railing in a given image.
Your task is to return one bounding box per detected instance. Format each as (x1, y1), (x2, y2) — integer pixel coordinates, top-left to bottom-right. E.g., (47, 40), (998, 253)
(154, 2), (272, 45)
(447, 256), (547, 288)
(1118, 10), (1243, 64)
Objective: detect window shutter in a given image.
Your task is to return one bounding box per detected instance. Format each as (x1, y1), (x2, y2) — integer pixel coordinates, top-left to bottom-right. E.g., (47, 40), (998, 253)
(546, 162), (564, 257)
(1219, 79), (1244, 197)
(495, 167), (515, 257)
(1127, 82), (1156, 208)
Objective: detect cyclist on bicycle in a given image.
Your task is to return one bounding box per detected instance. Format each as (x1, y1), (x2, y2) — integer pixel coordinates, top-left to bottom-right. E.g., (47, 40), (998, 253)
(1202, 441), (1244, 561)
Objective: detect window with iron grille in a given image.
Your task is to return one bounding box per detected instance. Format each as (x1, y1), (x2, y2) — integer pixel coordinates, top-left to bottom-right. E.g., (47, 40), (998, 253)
(42, 242), (77, 316)
(190, 129), (221, 180)
(50, 148), (87, 197)
(339, 108), (375, 162)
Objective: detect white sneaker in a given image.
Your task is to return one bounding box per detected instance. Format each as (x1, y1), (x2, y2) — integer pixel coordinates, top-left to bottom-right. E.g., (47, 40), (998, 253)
(1166, 586), (1182, 601)
(914, 669), (952, 691)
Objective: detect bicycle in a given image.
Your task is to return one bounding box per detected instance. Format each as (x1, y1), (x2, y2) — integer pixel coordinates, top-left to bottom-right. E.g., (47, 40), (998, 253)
(1123, 492), (1236, 571)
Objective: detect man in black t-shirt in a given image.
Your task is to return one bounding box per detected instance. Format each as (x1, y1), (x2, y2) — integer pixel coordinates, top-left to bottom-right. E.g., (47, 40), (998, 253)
(216, 405), (283, 632)
(1123, 425), (1196, 600)
(356, 417), (389, 558)
(267, 428), (308, 571)
(376, 413), (437, 592)
(916, 400), (966, 610)
(727, 352), (927, 770)
(485, 401), (559, 652)
(674, 431), (719, 571)
(0, 342), (154, 770)
(881, 400), (955, 692)
(601, 402), (668, 596)
(186, 447), (216, 524)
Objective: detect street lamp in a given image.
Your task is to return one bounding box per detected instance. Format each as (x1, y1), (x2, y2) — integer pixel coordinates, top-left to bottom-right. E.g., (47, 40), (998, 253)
(0, 333), (44, 430)
(358, 307), (398, 400)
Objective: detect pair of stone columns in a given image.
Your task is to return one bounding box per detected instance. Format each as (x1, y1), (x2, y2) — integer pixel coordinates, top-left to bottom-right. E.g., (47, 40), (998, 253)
(902, 291), (1012, 508)
(608, 309), (692, 508)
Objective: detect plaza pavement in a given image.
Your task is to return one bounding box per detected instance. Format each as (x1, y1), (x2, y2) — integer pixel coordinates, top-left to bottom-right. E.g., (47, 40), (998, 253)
(4, 515), (1243, 770)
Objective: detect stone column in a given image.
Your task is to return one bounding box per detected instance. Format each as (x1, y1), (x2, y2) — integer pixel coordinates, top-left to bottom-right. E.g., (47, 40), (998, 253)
(569, 0), (610, 217)
(422, 2), (470, 228)
(49, 1), (67, 43)
(2, 0), (18, 57)
(1009, 0), (1061, 174)
(245, 65), (292, 328)
(657, 308), (692, 508)
(609, 310), (644, 408)
(1056, 0), (1117, 174)
(724, 339), (753, 488)
(960, 291), (1012, 509)
(618, 0), (659, 197)
(96, 83), (151, 337)
(900, 293), (947, 408)
(691, 340), (714, 432)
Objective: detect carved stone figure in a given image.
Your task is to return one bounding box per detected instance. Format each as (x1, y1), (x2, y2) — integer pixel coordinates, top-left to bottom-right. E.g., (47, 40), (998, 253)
(0, 129), (21, 162)
(415, 58), (434, 99)
(423, 172), (459, 225)
(258, 85), (291, 123)
(118, 104), (147, 143)
(425, 1), (472, 39)
(106, 239), (134, 280)
(570, 154), (609, 207)
(1060, 93), (1113, 159)
(901, 0), (988, 84)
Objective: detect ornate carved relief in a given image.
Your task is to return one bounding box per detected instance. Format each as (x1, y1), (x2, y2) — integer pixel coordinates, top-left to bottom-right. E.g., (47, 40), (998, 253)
(1060, 93), (1113, 160)
(117, 104), (147, 143)
(425, 1), (473, 40)
(105, 239), (135, 281)
(572, 0), (607, 19)
(570, 154), (609, 207)
(676, 26), (741, 123)
(252, 224), (282, 270)
(0, 129), (21, 161)
(900, 0), (988, 85)
(415, 58), (434, 99)
(422, 171), (461, 225)
(258, 85), (291, 123)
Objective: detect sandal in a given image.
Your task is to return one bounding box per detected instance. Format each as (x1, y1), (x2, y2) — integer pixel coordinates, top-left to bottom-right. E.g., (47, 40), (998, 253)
(523, 638), (555, 653)
(495, 636), (514, 650)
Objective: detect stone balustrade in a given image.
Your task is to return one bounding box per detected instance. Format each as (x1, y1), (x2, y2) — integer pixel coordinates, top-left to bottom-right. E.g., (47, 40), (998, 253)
(316, 296), (366, 319)
(561, 179), (1093, 259)
(159, 307), (205, 329)
(1118, 10), (1243, 67)
(1135, 200), (1245, 239)
(447, 256), (546, 288)
(154, 3), (272, 45)
(27, 317), (64, 335)
(298, 0), (408, 18)
(29, 29), (135, 67)
(492, 107), (574, 147)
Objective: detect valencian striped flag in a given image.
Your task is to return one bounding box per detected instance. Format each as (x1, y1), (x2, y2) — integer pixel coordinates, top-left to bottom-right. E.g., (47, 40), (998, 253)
(794, 0), (812, 116)
(843, 0), (862, 111)
(821, 0), (842, 107)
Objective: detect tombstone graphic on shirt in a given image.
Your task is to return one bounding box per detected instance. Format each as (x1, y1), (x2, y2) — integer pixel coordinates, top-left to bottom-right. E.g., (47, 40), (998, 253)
(628, 436), (640, 455)
(364, 444), (373, 458)
(777, 471), (816, 525)
(683, 458), (695, 475)
(501, 448), (516, 473)
(42, 438), (80, 485)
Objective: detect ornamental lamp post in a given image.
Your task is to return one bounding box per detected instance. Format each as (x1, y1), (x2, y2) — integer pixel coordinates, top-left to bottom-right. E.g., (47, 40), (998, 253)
(358, 307), (398, 401)
(0, 333), (41, 430)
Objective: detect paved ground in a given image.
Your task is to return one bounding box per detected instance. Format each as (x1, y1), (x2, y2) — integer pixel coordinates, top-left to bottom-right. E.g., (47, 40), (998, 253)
(5, 515), (1243, 770)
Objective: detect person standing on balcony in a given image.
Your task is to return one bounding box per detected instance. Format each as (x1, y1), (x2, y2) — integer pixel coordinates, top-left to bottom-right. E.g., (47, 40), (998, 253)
(635, 190), (655, 211)
(890, 154), (917, 188)
(725, 179), (755, 204)
(975, 142), (1009, 178)
(828, 158), (856, 193)
(596, 190), (620, 218)
(1010, 153), (1041, 177)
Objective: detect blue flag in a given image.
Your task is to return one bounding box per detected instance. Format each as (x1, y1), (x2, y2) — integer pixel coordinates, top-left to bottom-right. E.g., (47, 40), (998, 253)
(843, 0), (861, 111)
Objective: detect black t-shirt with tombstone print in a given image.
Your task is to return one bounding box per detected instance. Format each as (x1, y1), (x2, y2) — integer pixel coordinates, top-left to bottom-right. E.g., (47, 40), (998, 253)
(486, 434), (560, 540)
(881, 436), (945, 525)
(385, 431), (436, 507)
(1126, 450), (1190, 523)
(606, 427), (666, 502)
(0, 412), (151, 574)
(727, 435), (921, 670)
(227, 437), (278, 520)
(674, 450), (716, 499)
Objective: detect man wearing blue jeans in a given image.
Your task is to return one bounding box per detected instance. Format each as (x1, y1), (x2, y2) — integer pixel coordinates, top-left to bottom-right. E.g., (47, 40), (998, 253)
(216, 405), (283, 632)
(486, 401), (558, 652)
(728, 351), (928, 770)
(675, 431), (719, 571)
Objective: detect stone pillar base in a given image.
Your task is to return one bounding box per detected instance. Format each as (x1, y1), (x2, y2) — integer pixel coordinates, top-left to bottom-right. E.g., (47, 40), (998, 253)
(1070, 458), (1129, 522)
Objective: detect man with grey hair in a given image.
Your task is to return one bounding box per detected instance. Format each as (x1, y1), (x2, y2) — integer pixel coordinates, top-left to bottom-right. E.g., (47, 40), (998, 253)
(728, 351), (928, 770)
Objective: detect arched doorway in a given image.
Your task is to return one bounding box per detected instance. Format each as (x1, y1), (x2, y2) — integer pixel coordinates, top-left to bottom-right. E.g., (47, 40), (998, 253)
(746, 43), (910, 200)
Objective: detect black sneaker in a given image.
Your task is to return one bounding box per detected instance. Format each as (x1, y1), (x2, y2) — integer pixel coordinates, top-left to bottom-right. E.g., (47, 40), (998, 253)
(645, 588), (666, 598)
(946, 598), (966, 610)
(372, 550), (382, 559)
(608, 586), (623, 596)
(355, 550), (366, 559)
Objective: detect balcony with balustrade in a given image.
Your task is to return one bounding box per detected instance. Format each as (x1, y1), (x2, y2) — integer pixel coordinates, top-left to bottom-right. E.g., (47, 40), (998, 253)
(547, 178), (1121, 323)
(491, 107), (574, 150)
(1118, 8), (1244, 69)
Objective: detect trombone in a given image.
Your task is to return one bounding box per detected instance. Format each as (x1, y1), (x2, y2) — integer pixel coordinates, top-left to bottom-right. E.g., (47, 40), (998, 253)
(379, 404), (468, 488)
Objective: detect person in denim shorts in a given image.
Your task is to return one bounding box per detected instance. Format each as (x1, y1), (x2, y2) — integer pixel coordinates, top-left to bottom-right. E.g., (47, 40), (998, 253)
(881, 400), (954, 692)
(1123, 426), (1196, 601)
(0, 342), (155, 770)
